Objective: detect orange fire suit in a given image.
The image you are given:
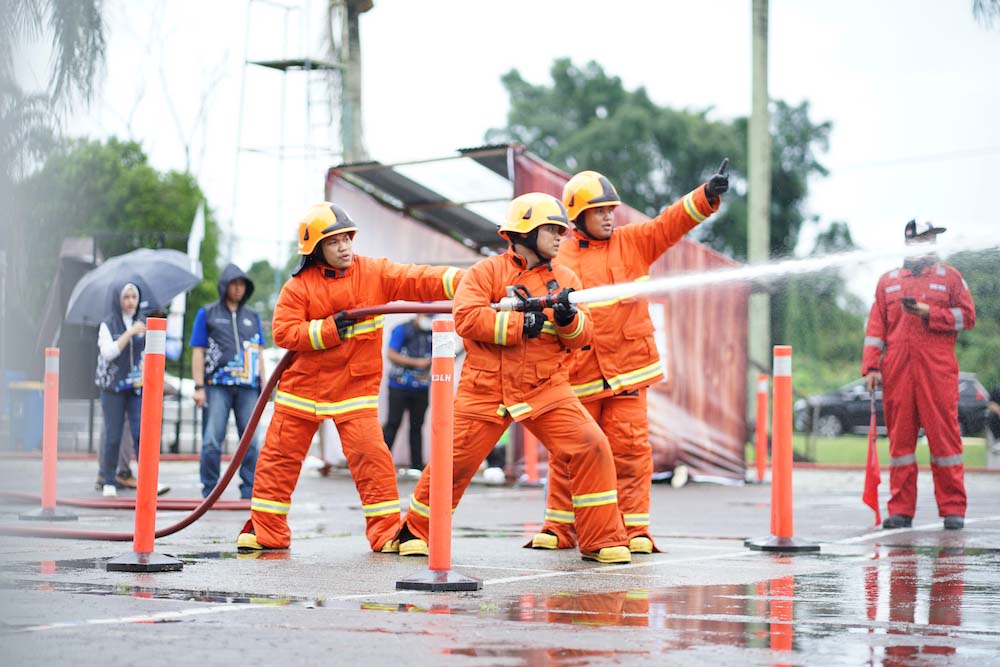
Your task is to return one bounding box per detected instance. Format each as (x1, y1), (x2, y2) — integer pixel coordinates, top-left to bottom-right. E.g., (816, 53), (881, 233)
(862, 261), (975, 519)
(244, 257), (461, 551)
(539, 186), (719, 548)
(401, 250), (628, 554)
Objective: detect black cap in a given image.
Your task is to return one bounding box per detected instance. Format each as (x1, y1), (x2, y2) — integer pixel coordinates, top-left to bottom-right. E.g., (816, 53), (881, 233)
(904, 219), (947, 239)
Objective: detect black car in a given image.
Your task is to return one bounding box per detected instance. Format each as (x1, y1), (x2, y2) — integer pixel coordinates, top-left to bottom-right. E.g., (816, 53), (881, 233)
(793, 372), (988, 437)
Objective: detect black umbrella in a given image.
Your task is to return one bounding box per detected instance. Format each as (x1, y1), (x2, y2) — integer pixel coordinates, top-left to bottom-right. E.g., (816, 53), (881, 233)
(64, 248), (202, 326)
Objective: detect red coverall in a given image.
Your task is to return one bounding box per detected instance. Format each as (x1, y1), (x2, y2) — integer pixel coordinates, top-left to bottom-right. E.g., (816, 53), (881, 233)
(538, 186), (719, 548)
(244, 257), (461, 551)
(401, 249), (628, 555)
(862, 262), (975, 519)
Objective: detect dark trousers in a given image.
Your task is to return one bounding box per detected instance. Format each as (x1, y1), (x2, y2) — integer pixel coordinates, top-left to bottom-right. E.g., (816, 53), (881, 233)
(382, 386), (429, 469)
(100, 389), (142, 488)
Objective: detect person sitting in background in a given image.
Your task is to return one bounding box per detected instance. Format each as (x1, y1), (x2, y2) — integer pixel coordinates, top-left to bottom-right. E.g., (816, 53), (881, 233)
(382, 314), (433, 475)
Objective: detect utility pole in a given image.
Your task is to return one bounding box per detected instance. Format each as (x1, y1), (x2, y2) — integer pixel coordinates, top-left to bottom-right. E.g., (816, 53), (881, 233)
(748, 0), (772, 383)
(337, 0), (370, 162)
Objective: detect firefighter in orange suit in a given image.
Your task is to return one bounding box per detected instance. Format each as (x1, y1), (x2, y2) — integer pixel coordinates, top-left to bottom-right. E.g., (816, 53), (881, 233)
(236, 202), (462, 553)
(530, 162), (728, 554)
(397, 192), (631, 564)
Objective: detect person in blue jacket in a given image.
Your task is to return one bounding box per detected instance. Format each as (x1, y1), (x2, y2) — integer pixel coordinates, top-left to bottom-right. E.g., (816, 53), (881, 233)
(382, 315), (433, 472)
(190, 264), (266, 499)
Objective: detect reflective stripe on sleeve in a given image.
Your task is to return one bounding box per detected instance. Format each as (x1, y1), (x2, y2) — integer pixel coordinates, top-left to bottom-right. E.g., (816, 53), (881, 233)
(571, 489), (618, 508)
(544, 508), (575, 524)
(607, 361), (662, 392)
(864, 336), (885, 350)
(308, 319), (326, 350)
(558, 311), (586, 340)
(951, 308), (964, 331)
(507, 402), (532, 419)
(442, 267), (459, 299)
(340, 315), (385, 340)
(682, 191), (708, 223)
(494, 311), (510, 345)
(572, 378), (606, 399)
(885, 284), (901, 293)
(251, 497), (291, 515)
(890, 454), (917, 467)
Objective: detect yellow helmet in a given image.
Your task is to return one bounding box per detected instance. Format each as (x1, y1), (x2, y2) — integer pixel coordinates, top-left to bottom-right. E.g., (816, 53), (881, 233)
(562, 170), (621, 221)
(498, 192), (570, 240)
(297, 202), (357, 255)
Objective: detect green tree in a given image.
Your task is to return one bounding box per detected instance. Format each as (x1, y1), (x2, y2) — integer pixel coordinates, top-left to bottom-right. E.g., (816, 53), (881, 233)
(487, 59), (831, 264)
(949, 249), (1000, 390)
(245, 259), (279, 345)
(10, 137), (220, 372)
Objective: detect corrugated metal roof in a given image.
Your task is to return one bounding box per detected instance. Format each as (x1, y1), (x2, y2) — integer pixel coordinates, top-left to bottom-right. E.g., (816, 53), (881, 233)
(329, 145), (516, 254)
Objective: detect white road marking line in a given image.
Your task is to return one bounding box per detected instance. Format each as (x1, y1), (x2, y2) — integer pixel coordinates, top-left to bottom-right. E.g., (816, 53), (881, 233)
(833, 514), (1000, 544)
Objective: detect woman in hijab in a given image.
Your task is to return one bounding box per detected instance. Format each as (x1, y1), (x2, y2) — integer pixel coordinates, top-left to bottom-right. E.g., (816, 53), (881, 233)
(94, 283), (146, 497)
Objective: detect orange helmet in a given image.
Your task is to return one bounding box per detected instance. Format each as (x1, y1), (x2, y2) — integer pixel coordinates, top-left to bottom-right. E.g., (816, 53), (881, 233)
(498, 193), (569, 241)
(297, 202), (357, 256)
(562, 170), (621, 222)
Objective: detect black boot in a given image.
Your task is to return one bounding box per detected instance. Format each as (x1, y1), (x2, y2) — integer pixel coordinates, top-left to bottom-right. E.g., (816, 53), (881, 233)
(943, 515), (964, 530)
(882, 514), (913, 529)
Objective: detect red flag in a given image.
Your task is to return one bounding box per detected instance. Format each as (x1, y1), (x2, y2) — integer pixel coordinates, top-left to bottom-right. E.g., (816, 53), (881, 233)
(863, 395), (882, 526)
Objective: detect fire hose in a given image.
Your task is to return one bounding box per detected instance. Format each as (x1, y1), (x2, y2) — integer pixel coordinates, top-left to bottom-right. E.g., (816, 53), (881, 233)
(0, 303), (453, 541)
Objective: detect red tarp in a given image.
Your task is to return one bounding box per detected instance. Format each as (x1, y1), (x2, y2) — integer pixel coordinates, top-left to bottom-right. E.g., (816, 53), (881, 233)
(513, 149), (749, 480)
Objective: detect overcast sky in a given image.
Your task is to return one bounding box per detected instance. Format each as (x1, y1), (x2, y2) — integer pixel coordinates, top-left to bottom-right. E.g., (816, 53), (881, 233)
(18, 0), (1000, 298)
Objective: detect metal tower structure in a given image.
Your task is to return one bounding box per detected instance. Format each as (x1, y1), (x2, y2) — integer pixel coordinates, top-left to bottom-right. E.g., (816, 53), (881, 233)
(230, 0), (372, 263)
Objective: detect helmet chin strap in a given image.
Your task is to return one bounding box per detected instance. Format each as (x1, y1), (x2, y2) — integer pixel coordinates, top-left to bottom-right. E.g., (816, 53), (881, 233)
(512, 229), (548, 268)
(574, 214), (600, 241)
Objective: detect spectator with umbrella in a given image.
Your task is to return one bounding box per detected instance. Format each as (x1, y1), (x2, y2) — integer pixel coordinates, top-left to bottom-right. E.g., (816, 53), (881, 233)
(66, 248), (201, 497)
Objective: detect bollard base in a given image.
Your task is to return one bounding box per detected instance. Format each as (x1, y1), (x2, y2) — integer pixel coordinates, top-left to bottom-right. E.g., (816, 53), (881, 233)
(396, 569), (482, 592)
(19, 507), (78, 522)
(746, 535), (820, 553)
(106, 551), (183, 572)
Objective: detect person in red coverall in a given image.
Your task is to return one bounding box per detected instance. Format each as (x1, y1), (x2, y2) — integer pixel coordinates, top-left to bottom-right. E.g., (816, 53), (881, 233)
(529, 161), (729, 554)
(863, 220), (976, 530)
(236, 202), (462, 554)
(397, 192), (631, 564)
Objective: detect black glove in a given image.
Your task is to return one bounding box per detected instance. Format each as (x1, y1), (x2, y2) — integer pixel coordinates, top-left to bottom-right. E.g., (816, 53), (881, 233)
(705, 158), (730, 201)
(551, 289), (578, 327)
(334, 311), (356, 339)
(522, 311), (546, 339)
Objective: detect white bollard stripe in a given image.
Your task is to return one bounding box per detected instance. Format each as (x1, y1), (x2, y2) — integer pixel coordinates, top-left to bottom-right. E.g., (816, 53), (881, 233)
(773, 356), (792, 377)
(145, 329), (166, 356)
(432, 330), (455, 359)
(757, 380), (768, 392)
(45, 356), (59, 374)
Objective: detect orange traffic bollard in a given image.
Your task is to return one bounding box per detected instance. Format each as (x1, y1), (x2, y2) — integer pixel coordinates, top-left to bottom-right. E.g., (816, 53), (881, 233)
(107, 318), (183, 572)
(747, 346), (818, 553)
(20, 349), (77, 522)
(397, 319), (481, 591)
(754, 374), (769, 484)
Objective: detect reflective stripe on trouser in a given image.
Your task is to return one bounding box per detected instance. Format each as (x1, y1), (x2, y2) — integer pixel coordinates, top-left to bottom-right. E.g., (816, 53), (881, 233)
(403, 400), (627, 554)
(540, 390), (655, 548)
(883, 360), (966, 518)
(249, 411), (401, 551)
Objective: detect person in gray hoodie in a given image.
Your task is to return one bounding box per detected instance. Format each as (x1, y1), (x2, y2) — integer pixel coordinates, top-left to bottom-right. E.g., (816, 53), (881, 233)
(190, 263), (266, 499)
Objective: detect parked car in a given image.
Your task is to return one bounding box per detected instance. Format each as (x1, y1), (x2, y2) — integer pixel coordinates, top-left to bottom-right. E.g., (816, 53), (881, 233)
(794, 372), (988, 437)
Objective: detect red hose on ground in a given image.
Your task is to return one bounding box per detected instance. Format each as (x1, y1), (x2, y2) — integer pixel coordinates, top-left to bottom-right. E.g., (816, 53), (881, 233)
(0, 302), (455, 541)
(0, 491), (249, 511)
(0, 351), (293, 541)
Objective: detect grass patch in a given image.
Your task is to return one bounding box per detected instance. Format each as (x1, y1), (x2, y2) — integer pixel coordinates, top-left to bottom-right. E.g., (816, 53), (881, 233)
(745, 434), (987, 468)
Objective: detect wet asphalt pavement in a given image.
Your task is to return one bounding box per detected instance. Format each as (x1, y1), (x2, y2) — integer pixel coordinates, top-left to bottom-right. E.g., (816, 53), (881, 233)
(1, 458), (999, 666)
